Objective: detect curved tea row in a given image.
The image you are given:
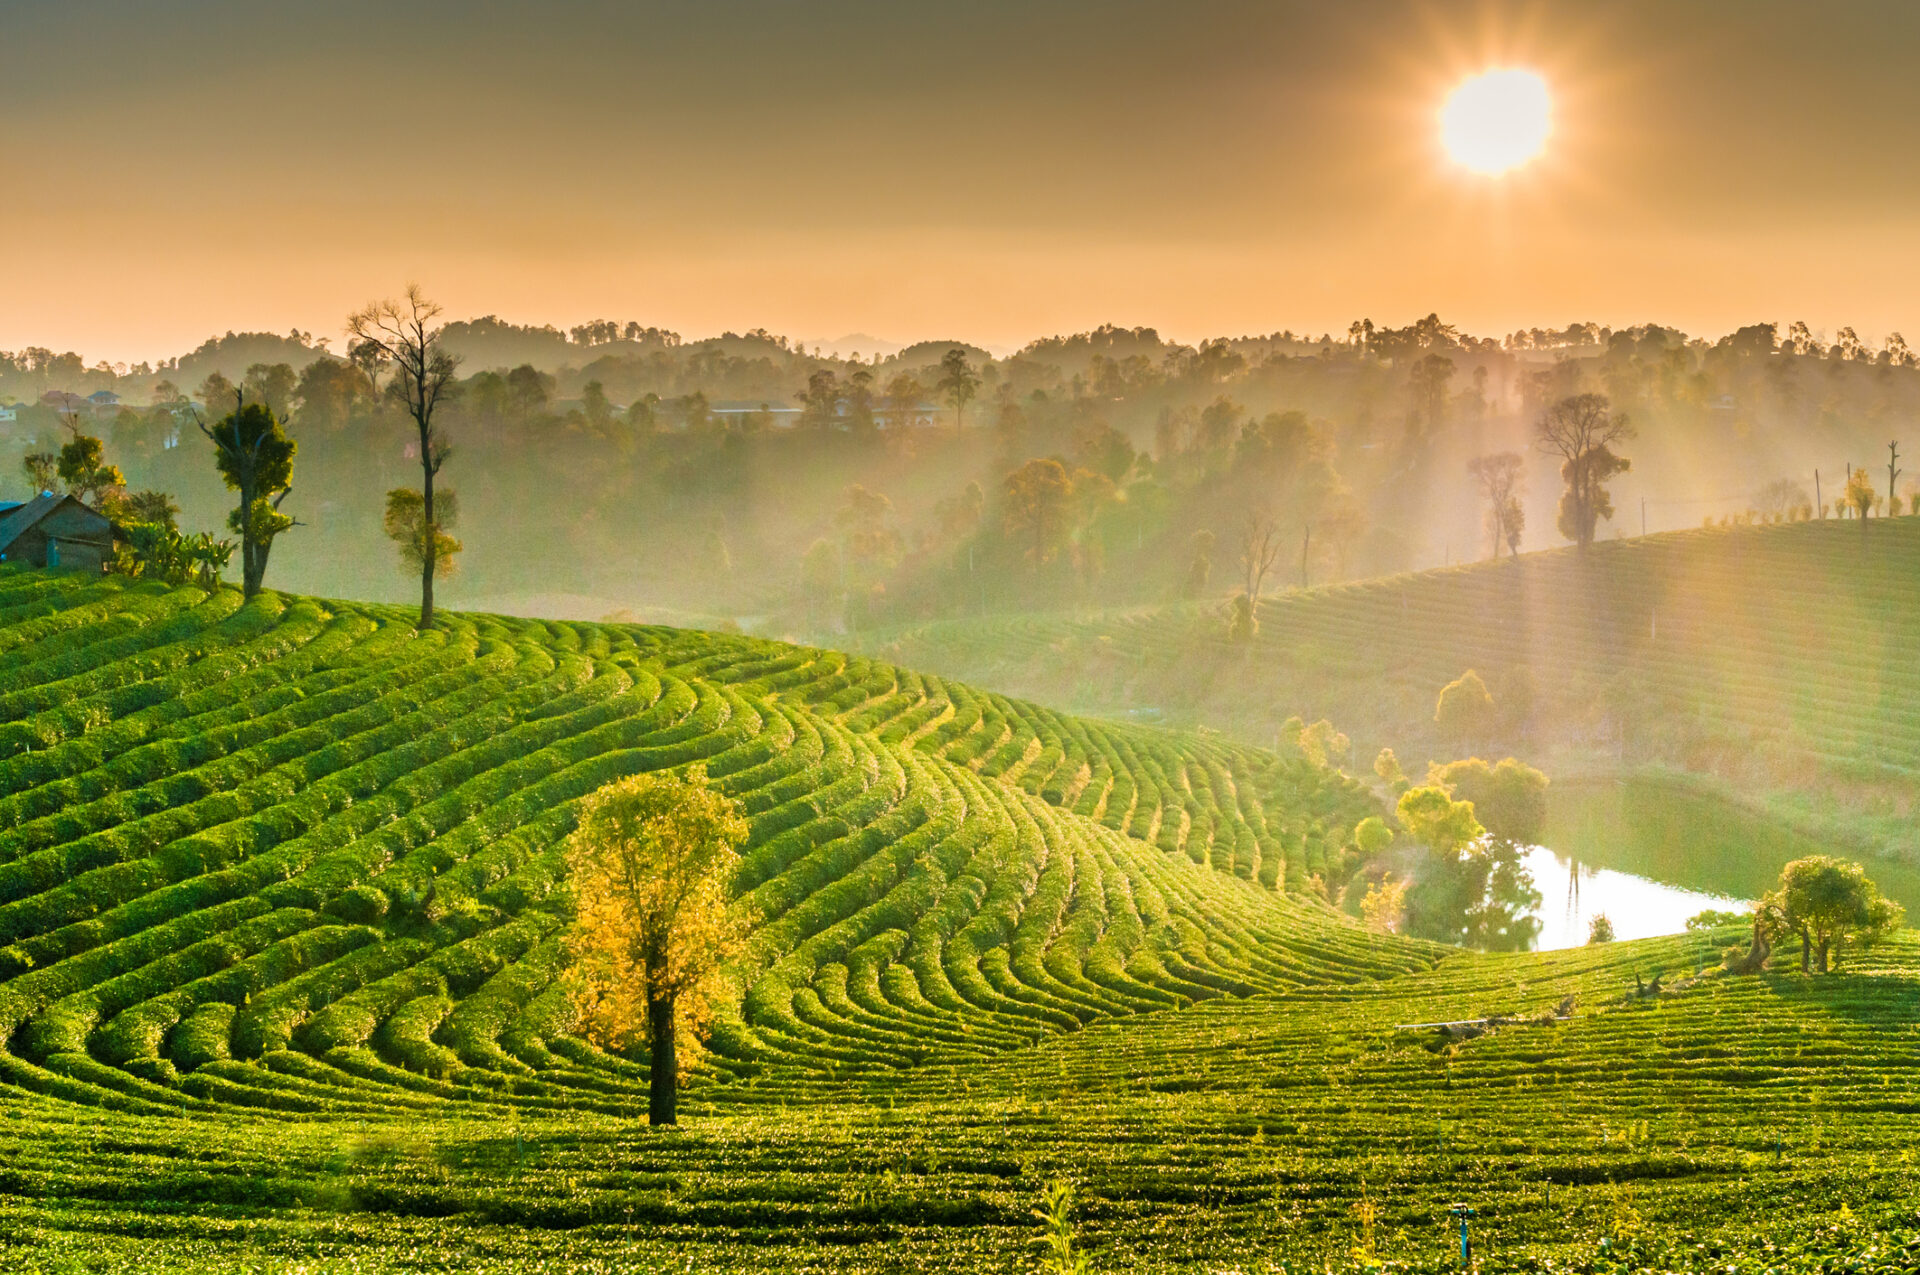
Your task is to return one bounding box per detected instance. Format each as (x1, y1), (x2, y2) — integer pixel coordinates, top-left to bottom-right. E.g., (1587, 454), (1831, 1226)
(0, 568), (1428, 1118)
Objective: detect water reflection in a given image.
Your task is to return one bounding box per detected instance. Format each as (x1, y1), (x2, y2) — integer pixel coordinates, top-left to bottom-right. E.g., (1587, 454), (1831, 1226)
(1521, 846), (1747, 951)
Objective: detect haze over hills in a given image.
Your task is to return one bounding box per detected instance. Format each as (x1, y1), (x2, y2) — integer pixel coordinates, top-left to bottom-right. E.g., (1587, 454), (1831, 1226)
(5, 314), (1914, 636)
(866, 517), (1920, 883)
(12, 0), (1920, 1269)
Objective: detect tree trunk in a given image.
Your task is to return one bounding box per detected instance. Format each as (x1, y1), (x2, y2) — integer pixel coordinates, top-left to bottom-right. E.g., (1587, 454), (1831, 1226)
(1797, 926), (1811, 973)
(648, 996), (677, 1126)
(419, 420), (436, 630)
(239, 471), (261, 598)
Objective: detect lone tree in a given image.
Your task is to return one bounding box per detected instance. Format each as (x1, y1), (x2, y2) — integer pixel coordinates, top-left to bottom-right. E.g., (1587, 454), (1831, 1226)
(199, 396), (296, 598)
(935, 348), (980, 430)
(1768, 856), (1903, 973)
(1001, 458), (1074, 568)
(1842, 466), (1876, 526)
(563, 767), (752, 1126)
(54, 432), (125, 507)
(347, 287), (462, 628)
(1466, 452), (1525, 559)
(1534, 393), (1634, 548)
(1235, 509), (1282, 602)
(1434, 670), (1496, 748)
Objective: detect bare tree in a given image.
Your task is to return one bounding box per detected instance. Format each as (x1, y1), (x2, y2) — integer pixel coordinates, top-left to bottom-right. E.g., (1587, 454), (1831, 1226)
(1236, 510), (1282, 602)
(1534, 393), (1634, 548)
(1466, 452), (1526, 559)
(347, 287), (462, 628)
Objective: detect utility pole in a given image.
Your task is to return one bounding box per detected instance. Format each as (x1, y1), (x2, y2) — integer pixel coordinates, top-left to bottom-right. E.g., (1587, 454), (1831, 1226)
(1815, 468), (1822, 518)
(1300, 524), (1311, 590)
(1889, 441), (1903, 516)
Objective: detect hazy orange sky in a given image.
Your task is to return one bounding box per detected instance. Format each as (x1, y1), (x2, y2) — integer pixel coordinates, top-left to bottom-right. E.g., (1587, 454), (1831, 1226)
(8, 0), (1920, 361)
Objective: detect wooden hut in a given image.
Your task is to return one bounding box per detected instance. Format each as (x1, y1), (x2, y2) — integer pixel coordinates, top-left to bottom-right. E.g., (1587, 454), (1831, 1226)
(0, 493), (117, 572)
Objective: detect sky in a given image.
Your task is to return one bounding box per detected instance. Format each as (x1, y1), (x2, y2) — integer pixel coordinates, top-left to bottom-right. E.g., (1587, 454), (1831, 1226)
(7, 0), (1920, 362)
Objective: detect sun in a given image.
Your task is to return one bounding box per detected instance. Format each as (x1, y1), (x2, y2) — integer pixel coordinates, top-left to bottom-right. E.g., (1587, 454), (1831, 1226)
(1440, 69), (1551, 176)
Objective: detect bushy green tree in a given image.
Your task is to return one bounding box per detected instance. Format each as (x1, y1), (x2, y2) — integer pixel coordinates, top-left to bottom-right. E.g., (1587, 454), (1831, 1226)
(1428, 757), (1548, 844)
(1354, 815), (1394, 855)
(1373, 747), (1409, 791)
(1535, 392), (1633, 548)
(1843, 467), (1876, 525)
(1396, 785), (1541, 950)
(1769, 856), (1903, 972)
(1435, 670), (1495, 746)
(199, 400), (296, 598)
(55, 433), (125, 506)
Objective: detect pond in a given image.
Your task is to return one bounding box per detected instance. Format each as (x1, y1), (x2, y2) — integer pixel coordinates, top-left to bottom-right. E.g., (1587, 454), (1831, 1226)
(1522, 777), (1920, 951)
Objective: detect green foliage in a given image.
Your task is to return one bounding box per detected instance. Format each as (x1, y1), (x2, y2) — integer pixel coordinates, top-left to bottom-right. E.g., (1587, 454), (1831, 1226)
(1428, 757), (1549, 844)
(1395, 785), (1484, 855)
(1395, 785), (1539, 949)
(1434, 669), (1495, 744)
(121, 524), (233, 592)
(383, 488), (463, 580)
(1688, 908), (1750, 931)
(1031, 1179), (1090, 1275)
(1226, 592), (1256, 642)
(201, 400), (297, 597)
(56, 433), (125, 505)
(1768, 855), (1905, 972)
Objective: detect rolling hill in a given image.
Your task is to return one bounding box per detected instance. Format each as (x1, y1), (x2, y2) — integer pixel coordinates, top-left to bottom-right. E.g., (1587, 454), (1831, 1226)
(1, 564), (1918, 1273)
(866, 517), (1920, 868)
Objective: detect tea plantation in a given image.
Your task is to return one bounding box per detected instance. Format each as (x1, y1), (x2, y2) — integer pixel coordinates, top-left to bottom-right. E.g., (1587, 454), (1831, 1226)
(869, 518), (1920, 863)
(1, 564), (1917, 1273)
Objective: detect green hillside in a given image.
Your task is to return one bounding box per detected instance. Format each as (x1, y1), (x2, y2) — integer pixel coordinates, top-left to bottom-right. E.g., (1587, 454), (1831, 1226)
(868, 518), (1920, 866)
(0, 567), (1411, 1106)
(3, 565), (1919, 1272)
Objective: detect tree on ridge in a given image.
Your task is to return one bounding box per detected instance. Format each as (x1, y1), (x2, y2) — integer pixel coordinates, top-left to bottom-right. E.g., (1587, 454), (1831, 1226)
(1534, 393), (1633, 548)
(347, 287), (462, 628)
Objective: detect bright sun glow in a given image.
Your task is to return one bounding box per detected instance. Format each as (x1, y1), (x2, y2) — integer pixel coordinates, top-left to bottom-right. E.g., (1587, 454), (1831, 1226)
(1440, 69), (1551, 176)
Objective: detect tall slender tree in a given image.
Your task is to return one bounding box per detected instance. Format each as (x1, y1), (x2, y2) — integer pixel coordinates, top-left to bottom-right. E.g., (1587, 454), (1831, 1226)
(347, 288), (462, 628)
(936, 348), (980, 430)
(198, 393), (296, 598)
(1466, 452), (1526, 559)
(1534, 393), (1634, 548)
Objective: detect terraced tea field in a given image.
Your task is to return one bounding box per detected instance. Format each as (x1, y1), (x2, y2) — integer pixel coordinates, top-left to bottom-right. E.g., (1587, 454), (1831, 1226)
(869, 518), (1920, 862)
(2, 565), (1917, 1273)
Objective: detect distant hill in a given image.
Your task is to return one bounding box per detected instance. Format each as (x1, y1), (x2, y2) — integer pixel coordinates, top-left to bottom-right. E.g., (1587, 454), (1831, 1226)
(866, 517), (1920, 864)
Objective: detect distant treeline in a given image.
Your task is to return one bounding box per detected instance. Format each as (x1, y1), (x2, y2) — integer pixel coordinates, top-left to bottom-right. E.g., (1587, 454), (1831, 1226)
(5, 314), (1917, 634)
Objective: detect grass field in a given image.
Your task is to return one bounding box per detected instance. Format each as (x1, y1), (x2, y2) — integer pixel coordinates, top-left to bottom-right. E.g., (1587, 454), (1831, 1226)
(865, 518), (1920, 867)
(1, 564), (1917, 1272)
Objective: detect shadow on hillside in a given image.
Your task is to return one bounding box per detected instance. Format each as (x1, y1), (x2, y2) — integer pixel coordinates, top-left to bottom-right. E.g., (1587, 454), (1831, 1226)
(1750, 969), (1920, 1034)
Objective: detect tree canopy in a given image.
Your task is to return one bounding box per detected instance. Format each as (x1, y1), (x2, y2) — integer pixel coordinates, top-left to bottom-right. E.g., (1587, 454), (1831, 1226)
(563, 766), (752, 1125)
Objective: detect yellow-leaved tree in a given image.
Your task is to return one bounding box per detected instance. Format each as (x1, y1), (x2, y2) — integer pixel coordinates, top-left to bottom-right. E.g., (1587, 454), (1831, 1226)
(563, 766), (752, 1126)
